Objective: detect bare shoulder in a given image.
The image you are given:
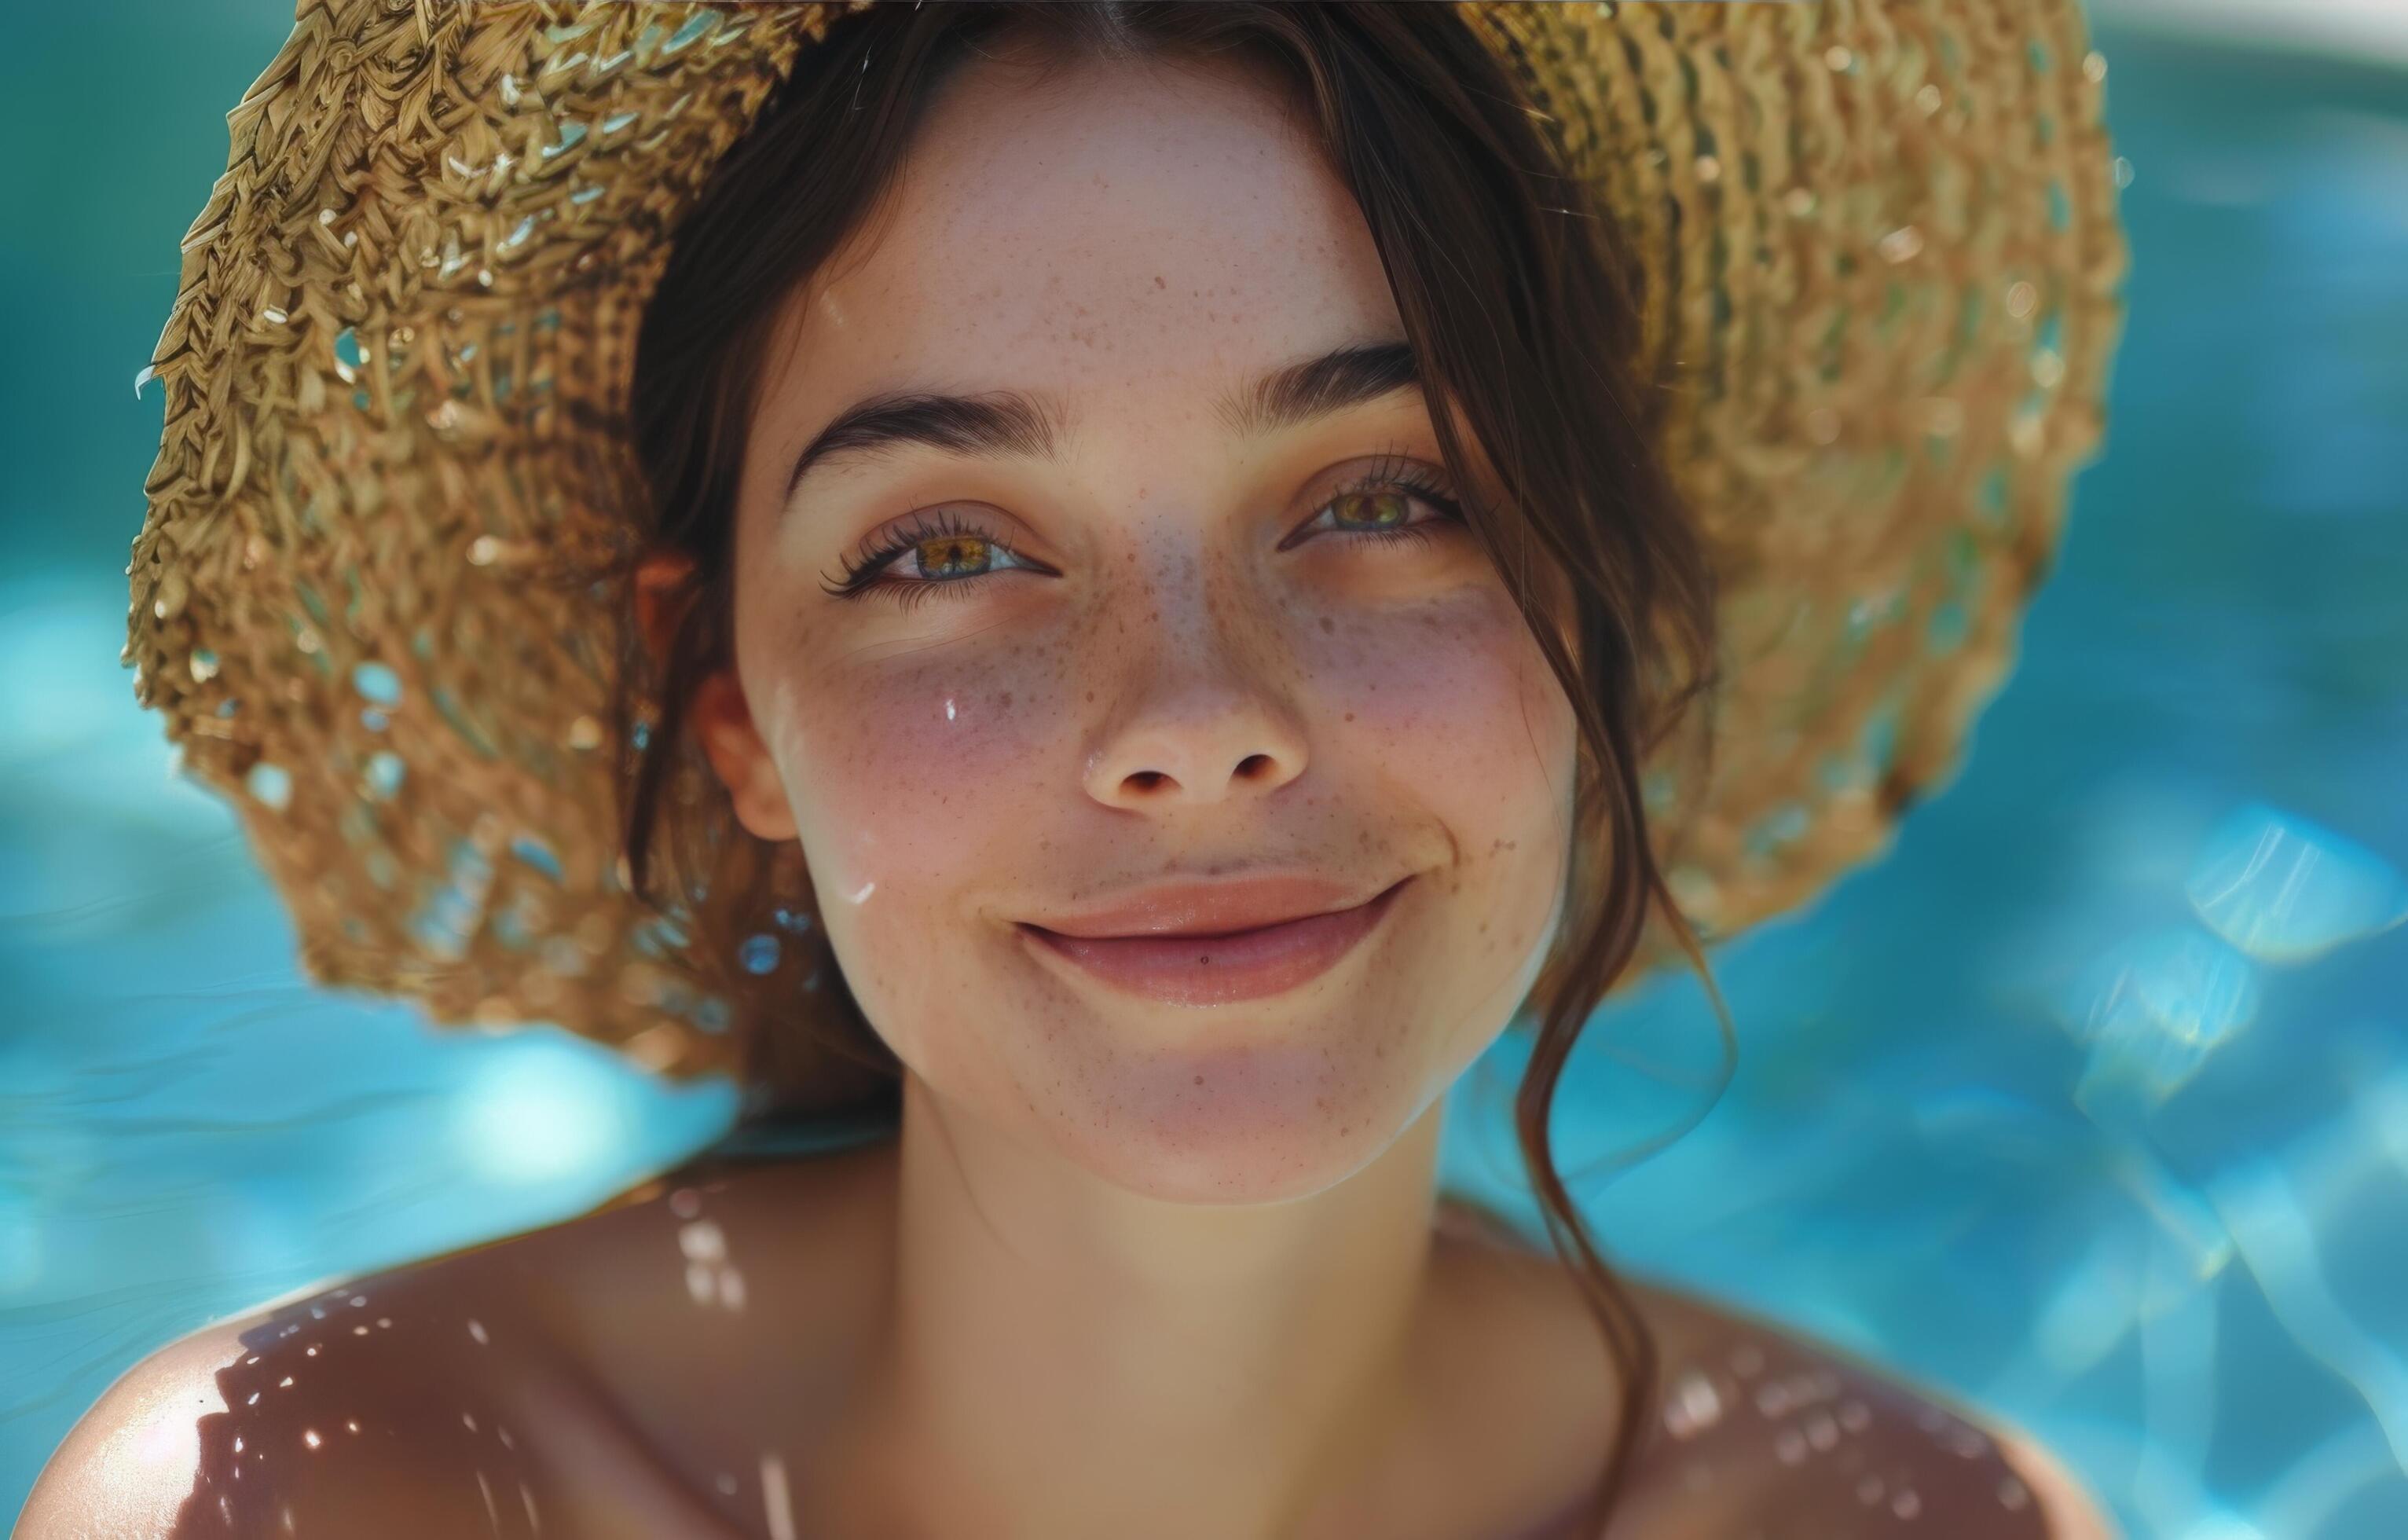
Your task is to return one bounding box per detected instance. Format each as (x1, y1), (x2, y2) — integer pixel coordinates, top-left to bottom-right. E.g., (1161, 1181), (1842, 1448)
(16, 1249), (566, 1538)
(18, 1312), (257, 1538)
(15, 1141), (896, 1540)
(1614, 1276), (2120, 1539)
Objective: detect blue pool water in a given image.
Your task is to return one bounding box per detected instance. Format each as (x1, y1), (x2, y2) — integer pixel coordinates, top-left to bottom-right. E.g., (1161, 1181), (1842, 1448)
(3, 8), (2404, 1535)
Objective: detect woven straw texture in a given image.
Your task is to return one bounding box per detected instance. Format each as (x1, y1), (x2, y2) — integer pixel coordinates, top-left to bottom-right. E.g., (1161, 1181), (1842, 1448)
(125, 1), (2127, 1090)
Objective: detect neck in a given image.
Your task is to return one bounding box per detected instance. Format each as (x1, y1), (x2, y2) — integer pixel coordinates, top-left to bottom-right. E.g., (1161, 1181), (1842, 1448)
(848, 1071), (1452, 1539)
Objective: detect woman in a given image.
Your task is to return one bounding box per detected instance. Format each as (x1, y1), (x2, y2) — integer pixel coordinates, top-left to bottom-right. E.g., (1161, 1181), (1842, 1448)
(28, 2), (2126, 1535)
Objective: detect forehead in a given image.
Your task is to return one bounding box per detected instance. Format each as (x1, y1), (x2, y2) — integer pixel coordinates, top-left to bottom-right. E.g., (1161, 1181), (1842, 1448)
(764, 49), (1406, 444)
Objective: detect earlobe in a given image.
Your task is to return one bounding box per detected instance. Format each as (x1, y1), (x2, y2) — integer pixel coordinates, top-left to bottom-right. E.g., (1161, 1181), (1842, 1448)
(692, 670), (800, 842)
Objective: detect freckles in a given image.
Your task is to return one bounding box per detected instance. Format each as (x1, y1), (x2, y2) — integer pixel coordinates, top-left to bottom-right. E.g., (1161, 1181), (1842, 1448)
(804, 643), (1072, 850)
(1318, 593), (1541, 753)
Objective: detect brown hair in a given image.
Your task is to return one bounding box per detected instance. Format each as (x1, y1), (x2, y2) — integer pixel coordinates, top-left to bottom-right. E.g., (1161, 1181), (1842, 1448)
(612, 3), (1732, 1531)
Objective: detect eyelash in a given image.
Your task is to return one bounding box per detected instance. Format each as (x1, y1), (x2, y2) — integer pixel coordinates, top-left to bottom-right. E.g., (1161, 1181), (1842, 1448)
(816, 453), (1467, 611)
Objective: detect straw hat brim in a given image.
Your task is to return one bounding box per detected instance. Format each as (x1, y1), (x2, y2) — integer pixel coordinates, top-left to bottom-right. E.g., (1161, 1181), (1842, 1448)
(125, 1), (2127, 1086)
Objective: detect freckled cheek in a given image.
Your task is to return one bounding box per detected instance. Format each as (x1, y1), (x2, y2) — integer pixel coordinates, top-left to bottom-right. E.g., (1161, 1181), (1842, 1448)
(1315, 595), (1576, 985)
(764, 648), (1076, 898)
(1312, 594), (1577, 793)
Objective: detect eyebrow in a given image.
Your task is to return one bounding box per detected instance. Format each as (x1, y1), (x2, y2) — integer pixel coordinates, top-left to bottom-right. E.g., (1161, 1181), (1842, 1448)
(780, 338), (1422, 503)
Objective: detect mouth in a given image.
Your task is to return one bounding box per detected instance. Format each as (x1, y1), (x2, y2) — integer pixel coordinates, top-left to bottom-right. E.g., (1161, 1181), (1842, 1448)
(1015, 875), (1413, 1007)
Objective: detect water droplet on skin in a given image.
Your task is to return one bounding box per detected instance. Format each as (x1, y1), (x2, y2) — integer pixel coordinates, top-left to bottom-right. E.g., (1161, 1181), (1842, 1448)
(1663, 1370), (1724, 1439)
(944, 697), (956, 721)
(302, 1430), (322, 1450)
(467, 1318), (489, 1345)
(670, 1189), (703, 1219)
(849, 880), (876, 904)
(761, 1452), (797, 1540)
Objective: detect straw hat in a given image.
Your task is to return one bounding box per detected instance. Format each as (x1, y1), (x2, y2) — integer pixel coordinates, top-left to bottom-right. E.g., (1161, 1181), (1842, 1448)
(124, 1), (2126, 1100)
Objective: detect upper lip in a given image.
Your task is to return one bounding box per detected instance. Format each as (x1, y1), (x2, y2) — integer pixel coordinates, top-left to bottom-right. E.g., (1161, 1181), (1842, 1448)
(1019, 873), (1406, 939)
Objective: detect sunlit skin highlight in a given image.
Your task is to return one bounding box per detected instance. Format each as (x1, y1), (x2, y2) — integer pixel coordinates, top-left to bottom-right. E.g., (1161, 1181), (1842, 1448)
(17, 28), (2112, 1540)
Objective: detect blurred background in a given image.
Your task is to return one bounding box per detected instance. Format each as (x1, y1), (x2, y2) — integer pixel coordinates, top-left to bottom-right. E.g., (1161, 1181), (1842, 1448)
(4, 2), (2403, 1535)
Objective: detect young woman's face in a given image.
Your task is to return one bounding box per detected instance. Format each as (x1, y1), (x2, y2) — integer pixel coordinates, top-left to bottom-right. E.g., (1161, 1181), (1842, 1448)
(702, 47), (1579, 1202)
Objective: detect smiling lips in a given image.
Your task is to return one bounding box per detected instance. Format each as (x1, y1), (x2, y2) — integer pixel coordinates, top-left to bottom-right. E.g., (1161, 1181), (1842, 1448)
(1016, 874), (1413, 1006)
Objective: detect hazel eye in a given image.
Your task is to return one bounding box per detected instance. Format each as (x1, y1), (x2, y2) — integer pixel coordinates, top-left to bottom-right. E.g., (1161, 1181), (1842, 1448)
(1280, 466), (1465, 552)
(897, 531), (1023, 581)
(819, 507), (1046, 608)
(1323, 489), (1430, 535)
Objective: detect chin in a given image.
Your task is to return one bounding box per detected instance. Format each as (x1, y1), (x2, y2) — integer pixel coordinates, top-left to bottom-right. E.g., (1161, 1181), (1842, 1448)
(1035, 1035), (1428, 1205)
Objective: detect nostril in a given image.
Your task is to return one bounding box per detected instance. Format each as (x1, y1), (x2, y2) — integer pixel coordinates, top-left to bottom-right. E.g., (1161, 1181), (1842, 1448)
(1236, 754), (1270, 778)
(1129, 769), (1169, 793)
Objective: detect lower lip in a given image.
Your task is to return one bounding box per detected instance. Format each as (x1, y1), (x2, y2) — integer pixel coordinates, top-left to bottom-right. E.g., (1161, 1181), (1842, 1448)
(1018, 877), (1412, 1006)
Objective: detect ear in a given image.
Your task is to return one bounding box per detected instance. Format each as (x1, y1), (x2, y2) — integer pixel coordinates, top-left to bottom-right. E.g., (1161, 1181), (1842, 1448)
(631, 551), (800, 843)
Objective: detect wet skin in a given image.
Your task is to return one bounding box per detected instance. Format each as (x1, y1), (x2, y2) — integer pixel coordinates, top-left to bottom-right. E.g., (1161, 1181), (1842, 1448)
(24, 35), (2115, 1540)
(22, 1138), (2108, 1538)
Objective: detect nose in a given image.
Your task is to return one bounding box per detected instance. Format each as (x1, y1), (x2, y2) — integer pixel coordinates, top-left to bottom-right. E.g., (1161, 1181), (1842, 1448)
(1080, 588), (1309, 811)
